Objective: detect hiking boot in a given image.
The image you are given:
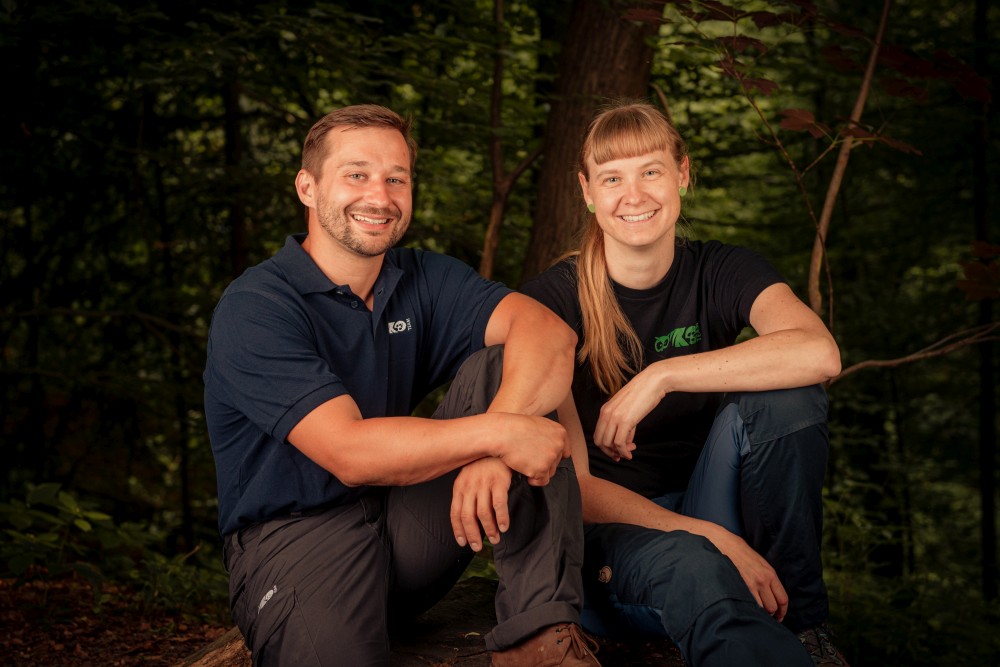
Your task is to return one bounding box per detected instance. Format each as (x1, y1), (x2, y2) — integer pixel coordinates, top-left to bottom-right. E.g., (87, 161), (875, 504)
(797, 624), (849, 666)
(491, 623), (601, 667)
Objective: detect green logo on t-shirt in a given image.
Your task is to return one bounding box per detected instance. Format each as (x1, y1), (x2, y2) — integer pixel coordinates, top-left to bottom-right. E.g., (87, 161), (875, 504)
(654, 324), (702, 352)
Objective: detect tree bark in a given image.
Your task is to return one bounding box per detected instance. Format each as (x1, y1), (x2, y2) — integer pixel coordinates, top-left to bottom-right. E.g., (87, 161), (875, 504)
(521, 0), (663, 281)
(972, 0), (997, 603)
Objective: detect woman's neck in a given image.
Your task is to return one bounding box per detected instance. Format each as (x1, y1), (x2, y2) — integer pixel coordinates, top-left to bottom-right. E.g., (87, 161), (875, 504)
(603, 235), (675, 290)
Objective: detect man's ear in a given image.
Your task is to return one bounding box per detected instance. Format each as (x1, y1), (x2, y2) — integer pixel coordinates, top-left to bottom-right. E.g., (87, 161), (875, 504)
(295, 169), (316, 208)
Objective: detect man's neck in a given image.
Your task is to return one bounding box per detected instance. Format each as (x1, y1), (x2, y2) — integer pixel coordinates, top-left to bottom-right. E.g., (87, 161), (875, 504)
(301, 232), (384, 308)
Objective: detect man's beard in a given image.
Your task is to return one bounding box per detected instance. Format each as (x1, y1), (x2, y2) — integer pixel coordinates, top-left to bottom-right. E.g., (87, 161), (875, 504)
(317, 203), (407, 257)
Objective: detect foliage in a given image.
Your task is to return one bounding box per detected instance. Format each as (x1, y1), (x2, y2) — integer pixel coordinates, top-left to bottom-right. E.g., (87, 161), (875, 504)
(0, 483), (227, 618)
(1, 0), (998, 662)
(0, 483), (147, 583)
(127, 547), (230, 621)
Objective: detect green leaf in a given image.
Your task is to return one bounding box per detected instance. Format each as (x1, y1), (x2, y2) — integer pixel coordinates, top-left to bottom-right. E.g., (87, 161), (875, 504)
(27, 483), (62, 507)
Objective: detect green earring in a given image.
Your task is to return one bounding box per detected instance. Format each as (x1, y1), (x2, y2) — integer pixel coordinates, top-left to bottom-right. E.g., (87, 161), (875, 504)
(587, 202), (595, 213)
(679, 186), (687, 197)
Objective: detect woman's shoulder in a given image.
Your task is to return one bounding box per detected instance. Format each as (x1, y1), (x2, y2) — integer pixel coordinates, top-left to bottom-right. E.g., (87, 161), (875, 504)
(521, 256), (578, 293)
(519, 257), (580, 319)
(677, 238), (768, 267)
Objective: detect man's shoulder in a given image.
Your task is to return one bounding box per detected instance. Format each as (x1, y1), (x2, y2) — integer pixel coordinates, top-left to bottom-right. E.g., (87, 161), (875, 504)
(386, 246), (468, 273)
(221, 258), (297, 303)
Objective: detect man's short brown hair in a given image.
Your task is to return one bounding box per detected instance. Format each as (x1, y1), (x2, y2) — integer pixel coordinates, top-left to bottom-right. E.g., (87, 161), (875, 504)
(301, 104), (417, 178)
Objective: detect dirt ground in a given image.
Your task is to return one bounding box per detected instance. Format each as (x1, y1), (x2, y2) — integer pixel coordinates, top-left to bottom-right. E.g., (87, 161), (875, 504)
(0, 575), (229, 666)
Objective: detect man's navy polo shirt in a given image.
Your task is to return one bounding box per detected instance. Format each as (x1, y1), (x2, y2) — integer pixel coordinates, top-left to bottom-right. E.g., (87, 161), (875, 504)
(204, 234), (511, 536)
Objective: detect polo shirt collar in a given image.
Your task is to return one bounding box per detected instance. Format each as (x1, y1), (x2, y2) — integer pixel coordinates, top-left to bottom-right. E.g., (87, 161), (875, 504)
(271, 234), (335, 295)
(273, 234), (405, 306)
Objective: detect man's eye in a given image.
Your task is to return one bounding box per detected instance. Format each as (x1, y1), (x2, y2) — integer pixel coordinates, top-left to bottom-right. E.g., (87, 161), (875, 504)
(348, 173), (365, 180)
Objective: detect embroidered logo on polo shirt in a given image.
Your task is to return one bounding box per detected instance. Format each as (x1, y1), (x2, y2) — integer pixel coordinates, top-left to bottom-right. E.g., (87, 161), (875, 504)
(654, 324), (702, 352)
(388, 318), (412, 334)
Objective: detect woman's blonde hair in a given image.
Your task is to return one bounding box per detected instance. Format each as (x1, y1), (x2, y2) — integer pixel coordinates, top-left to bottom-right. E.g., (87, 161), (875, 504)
(574, 100), (689, 395)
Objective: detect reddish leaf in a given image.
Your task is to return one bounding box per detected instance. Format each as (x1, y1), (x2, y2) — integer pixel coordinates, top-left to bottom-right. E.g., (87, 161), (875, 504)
(749, 11), (781, 28)
(879, 45), (915, 71)
(778, 108), (828, 137)
(933, 49), (992, 102)
(840, 126), (876, 141)
(880, 76), (929, 104)
(960, 260), (1000, 283)
(717, 56), (743, 79)
(876, 135), (922, 156)
(957, 279), (1000, 301)
(972, 241), (1000, 259)
(743, 77), (780, 96)
(717, 35), (768, 55)
(957, 258), (1000, 301)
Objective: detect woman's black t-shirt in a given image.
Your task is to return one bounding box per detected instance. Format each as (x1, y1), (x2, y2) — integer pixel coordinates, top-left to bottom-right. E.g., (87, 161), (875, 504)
(520, 239), (784, 498)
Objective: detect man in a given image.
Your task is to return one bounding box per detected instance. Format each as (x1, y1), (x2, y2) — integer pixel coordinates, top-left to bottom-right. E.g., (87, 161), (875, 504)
(203, 104), (600, 667)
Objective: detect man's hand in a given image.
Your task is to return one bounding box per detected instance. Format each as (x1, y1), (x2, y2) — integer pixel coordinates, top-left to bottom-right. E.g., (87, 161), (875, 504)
(450, 458), (512, 551)
(706, 525), (789, 622)
(494, 413), (571, 485)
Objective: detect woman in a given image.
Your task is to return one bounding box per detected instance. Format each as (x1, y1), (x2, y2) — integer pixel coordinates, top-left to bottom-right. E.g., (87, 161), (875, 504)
(521, 101), (849, 667)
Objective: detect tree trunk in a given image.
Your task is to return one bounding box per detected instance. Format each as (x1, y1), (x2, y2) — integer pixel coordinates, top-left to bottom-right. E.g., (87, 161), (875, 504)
(972, 0), (997, 603)
(521, 0), (662, 280)
(224, 77), (248, 279)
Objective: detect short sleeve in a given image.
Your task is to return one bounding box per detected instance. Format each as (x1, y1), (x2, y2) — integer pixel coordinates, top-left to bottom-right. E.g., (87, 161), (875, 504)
(520, 260), (582, 333)
(407, 250), (512, 386)
(205, 289), (347, 443)
(706, 244), (786, 332)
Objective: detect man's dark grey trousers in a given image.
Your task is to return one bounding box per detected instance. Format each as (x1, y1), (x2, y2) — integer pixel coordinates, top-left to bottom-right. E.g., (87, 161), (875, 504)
(224, 345), (585, 666)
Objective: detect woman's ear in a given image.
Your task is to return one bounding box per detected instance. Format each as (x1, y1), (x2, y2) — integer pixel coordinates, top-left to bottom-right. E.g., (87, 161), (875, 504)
(679, 156), (691, 189)
(578, 171), (592, 209)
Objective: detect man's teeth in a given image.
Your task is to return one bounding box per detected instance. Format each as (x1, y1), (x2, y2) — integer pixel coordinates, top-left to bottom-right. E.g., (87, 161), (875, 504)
(621, 211), (655, 222)
(353, 214), (389, 225)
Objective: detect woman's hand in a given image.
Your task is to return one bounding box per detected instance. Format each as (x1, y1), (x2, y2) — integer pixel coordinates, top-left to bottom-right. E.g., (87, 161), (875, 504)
(593, 363), (667, 460)
(705, 524), (788, 622)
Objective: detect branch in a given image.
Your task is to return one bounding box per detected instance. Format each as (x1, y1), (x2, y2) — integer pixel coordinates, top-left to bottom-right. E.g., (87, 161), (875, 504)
(2, 307), (204, 339)
(808, 0), (893, 320)
(479, 0), (507, 279)
(832, 321), (1000, 384)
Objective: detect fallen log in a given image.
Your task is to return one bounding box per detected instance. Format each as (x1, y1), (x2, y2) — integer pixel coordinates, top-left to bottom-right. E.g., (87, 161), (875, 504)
(174, 576), (685, 666)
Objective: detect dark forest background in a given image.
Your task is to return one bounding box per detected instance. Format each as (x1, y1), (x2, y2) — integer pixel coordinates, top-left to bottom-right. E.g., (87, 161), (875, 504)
(2, 1), (998, 664)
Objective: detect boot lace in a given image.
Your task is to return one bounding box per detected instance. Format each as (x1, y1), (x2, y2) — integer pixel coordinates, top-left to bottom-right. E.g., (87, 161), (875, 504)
(555, 624), (600, 659)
